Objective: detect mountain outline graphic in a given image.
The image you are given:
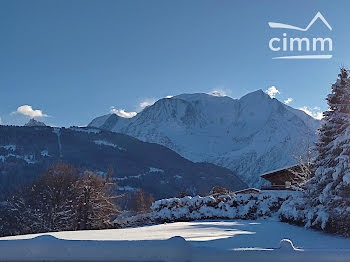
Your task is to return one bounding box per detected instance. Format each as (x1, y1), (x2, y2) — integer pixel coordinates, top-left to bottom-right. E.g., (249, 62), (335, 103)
(268, 12), (332, 31)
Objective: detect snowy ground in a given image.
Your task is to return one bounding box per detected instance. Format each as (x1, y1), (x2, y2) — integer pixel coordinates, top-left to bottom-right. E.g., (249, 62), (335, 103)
(2, 219), (350, 250)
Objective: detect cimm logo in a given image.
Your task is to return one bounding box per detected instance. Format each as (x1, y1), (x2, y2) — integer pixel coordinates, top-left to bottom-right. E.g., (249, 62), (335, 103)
(268, 12), (333, 59)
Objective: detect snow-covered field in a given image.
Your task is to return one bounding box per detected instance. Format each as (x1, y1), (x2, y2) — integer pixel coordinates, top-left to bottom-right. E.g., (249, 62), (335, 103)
(3, 220), (350, 250)
(2, 220), (350, 261)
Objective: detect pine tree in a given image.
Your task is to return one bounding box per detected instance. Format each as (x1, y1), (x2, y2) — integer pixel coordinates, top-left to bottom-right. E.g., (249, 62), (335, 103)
(307, 67), (350, 234)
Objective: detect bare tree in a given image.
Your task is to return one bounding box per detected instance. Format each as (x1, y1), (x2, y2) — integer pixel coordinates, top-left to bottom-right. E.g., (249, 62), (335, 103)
(0, 190), (35, 236)
(76, 171), (119, 230)
(0, 163), (79, 235)
(1, 164), (122, 236)
(290, 143), (314, 187)
(130, 189), (154, 214)
(34, 163), (79, 231)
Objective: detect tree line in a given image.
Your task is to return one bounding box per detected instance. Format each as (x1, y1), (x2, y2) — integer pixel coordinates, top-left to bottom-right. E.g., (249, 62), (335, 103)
(0, 163), (154, 237)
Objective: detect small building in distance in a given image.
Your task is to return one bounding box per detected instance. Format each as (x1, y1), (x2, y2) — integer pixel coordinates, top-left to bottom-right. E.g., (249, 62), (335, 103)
(260, 165), (302, 190)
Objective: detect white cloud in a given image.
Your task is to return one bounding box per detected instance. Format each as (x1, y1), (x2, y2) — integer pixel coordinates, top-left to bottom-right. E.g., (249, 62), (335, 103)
(138, 96), (174, 110)
(15, 105), (48, 118)
(265, 86), (280, 98)
(0, 117), (2, 125)
(208, 90), (227, 97)
(139, 99), (157, 109)
(299, 106), (323, 120)
(110, 107), (137, 118)
(284, 98), (293, 104)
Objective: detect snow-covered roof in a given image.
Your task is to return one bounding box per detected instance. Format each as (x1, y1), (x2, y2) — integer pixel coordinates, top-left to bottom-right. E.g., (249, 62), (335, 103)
(234, 188), (261, 194)
(260, 164), (299, 177)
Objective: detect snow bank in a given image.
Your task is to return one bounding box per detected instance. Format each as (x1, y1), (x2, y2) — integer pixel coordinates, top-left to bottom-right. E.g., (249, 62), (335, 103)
(279, 195), (330, 230)
(0, 235), (191, 262)
(152, 191), (298, 221)
(120, 190), (334, 235)
(2, 232), (350, 262)
(195, 244), (350, 262)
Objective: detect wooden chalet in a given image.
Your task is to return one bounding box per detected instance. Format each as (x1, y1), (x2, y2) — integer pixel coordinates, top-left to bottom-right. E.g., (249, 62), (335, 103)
(260, 165), (302, 190)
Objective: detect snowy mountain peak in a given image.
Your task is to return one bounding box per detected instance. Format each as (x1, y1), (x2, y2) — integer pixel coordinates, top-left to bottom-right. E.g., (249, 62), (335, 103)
(89, 90), (320, 187)
(174, 92), (230, 102)
(24, 118), (46, 127)
(100, 114), (125, 130)
(240, 89), (271, 101)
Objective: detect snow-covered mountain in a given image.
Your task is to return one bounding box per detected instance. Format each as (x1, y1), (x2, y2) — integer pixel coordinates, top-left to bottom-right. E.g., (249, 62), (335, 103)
(89, 90), (320, 187)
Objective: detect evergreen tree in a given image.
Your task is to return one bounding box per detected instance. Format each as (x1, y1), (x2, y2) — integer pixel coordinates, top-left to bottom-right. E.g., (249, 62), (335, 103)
(307, 68), (350, 234)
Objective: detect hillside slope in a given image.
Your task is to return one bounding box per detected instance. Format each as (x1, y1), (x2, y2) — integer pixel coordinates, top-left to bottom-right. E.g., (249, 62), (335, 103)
(0, 126), (246, 199)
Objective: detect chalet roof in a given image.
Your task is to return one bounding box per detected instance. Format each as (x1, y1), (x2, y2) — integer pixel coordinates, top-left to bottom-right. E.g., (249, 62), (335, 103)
(260, 164), (299, 178)
(260, 164), (301, 185)
(234, 188), (261, 194)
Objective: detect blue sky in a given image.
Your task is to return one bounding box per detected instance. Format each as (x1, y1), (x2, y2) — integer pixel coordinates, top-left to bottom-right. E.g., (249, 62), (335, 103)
(1, 0), (349, 126)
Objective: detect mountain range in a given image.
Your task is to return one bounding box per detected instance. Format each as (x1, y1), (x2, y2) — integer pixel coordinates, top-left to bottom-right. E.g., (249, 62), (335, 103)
(0, 126), (246, 199)
(89, 90), (320, 187)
